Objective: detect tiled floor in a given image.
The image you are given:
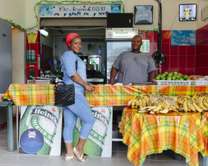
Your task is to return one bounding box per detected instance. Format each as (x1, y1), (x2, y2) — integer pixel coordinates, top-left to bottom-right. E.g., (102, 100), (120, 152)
(0, 128), (188, 166)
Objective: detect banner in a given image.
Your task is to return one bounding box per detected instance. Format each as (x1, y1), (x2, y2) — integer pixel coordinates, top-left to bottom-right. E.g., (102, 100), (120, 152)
(39, 4), (121, 18)
(19, 106), (62, 156)
(73, 106), (112, 157)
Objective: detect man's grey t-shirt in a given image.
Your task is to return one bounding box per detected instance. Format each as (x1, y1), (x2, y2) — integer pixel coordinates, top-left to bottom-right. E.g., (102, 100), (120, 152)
(113, 51), (156, 84)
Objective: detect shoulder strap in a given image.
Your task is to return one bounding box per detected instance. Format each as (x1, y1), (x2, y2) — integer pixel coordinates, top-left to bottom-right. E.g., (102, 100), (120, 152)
(75, 60), (78, 71)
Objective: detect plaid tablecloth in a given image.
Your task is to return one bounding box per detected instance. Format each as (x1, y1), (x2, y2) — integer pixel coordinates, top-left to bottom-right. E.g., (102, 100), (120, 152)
(158, 85), (208, 96)
(5, 84), (54, 106)
(86, 85), (208, 106)
(86, 85), (157, 107)
(4, 84), (208, 106)
(119, 107), (208, 166)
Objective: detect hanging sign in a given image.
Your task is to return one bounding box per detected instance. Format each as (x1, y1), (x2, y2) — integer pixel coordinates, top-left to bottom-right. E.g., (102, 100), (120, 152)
(39, 4), (122, 18)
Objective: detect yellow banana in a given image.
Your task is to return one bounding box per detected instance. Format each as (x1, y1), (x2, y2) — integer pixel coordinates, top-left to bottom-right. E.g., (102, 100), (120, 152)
(153, 103), (163, 113)
(202, 97), (208, 110)
(160, 109), (169, 114)
(192, 100), (203, 112)
(183, 99), (189, 112)
(198, 96), (207, 110)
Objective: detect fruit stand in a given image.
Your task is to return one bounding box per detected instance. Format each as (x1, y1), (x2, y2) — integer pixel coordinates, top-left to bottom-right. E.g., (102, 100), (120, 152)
(3, 83), (208, 165)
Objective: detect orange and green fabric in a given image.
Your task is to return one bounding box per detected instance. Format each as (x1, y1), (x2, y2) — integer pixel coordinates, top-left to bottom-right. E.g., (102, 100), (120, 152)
(86, 85), (156, 107)
(86, 85), (208, 107)
(120, 108), (206, 166)
(158, 85), (208, 96)
(4, 84), (208, 106)
(5, 84), (54, 106)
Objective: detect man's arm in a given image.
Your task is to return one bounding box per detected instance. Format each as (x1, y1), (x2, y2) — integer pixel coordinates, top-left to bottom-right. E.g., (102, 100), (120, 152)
(109, 67), (118, 84)
(148, 70), (156, 83)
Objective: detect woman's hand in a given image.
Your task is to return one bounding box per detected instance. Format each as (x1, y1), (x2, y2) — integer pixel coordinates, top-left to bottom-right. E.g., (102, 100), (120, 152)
(84, 83), (94, 92)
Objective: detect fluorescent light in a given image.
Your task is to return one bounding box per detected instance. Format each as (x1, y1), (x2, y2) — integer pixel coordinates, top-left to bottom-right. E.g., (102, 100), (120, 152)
(39, 29), (48, 37)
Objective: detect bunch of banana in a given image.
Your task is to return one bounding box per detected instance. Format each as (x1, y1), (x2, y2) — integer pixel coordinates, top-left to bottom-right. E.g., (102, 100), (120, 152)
(178, 95), (208, 112)
(128, 96), (140, 109)
(128, 94), (150, 109)
(139, 99), (178, 114)
(128, 94), (208, 113)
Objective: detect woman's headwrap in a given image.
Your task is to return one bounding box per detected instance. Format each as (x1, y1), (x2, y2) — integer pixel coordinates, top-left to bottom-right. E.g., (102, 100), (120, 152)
(65, 32), (80, 47)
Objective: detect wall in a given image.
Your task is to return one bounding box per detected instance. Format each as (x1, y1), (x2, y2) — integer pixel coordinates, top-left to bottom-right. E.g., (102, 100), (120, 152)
(24, 0), (207, 30)
(1, 0), (208, 76)
(0, 0), (25, 27)
(196, 24), (208, 75)
(197, 0), (208, 28)
(12, 28), (26, 83)
(161, 31), (197, 74)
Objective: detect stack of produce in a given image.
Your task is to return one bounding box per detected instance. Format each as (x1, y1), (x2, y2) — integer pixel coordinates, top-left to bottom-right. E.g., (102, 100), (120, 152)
(128, 93), (208, 114)
(155, 72), (189, 80)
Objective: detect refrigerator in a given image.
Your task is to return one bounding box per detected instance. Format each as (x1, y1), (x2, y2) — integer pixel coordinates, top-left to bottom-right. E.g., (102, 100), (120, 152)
(0, 19), (12, 93)
(105, 28), (138, 81)
(105, 28), (138, 144)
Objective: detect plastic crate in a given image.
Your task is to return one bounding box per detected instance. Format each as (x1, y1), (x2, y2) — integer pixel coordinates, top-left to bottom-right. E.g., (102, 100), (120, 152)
(156, 80), (193, 86)
(193, 80), (208, 85)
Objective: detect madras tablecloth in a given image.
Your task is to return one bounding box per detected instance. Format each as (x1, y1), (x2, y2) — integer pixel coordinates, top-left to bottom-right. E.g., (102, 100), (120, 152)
(86, 85), (156, 107)
(4, 84), (208, 106)
(5, 84), (54, 106)
(86, 85), (208, 106)
(119, 107), (208, 166)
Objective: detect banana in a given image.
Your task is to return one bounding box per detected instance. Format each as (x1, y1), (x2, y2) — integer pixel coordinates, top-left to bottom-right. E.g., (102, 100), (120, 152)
(187, 98), (196, 112)
(128, 100), (132, 106)
(202, 97), (208, 110)
(203, 97), (208, 109)
(183, 99), (189, 112)
(141, 98), (146, 107)
(153, 103), (163, 113)
(160, 109), (169, 114)
(192, 100), (203, 112)
(133, 99), (138, 109)
(198, 96), (207, 111)
(135, 100), (140, 108)
(139, 106), (155, 113)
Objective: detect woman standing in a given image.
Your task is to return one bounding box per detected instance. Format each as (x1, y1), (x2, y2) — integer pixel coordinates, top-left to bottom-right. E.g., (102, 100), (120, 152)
(60, 32), (95, 161)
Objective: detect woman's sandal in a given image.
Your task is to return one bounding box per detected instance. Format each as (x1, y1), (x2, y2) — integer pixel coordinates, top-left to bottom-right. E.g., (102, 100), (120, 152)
(64, 154), (74, 161)
(73, 147), (87, 162)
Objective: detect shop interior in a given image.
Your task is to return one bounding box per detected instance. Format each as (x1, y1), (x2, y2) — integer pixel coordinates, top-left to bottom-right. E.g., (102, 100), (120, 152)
(39, 26), (106, 84)
(1, 1), (208, 166)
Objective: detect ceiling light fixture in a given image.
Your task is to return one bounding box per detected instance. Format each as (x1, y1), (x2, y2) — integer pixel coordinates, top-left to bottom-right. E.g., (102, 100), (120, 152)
(39, 29), (48, 37)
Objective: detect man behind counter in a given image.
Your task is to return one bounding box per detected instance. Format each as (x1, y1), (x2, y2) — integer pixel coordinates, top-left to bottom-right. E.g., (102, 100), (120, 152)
(109, 35), (156, 85)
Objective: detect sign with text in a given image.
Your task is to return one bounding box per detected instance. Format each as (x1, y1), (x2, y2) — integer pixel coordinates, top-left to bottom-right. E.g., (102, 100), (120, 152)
(73, 107), (112, 157)
(39, 4), (122, 18)
(171, 30), (196, 46)
(19, 106), (62, 156)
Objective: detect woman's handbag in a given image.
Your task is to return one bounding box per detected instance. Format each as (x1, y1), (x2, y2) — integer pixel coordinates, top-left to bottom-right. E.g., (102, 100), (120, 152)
(55, 82), (75, 106)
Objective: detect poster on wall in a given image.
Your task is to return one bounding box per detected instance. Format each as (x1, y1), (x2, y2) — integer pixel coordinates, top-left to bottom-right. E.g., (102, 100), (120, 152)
(171, 30), (196, 46)
(179, 4), (197, 21)
(73, 107), (112, 157)
(134, 5), (153, 25)
(39, 4), (122, 18)
(19, 106), (62, 156)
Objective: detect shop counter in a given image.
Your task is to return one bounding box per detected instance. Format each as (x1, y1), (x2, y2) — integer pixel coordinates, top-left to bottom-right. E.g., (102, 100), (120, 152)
(4, 84), (208, 164)
(6, 84), (208, 107)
